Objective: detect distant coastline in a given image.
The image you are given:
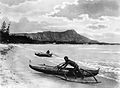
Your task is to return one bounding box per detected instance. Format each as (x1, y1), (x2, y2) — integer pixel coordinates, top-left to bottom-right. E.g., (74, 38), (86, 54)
(1, 30), (120, 45)
(0, 21), (120, 45)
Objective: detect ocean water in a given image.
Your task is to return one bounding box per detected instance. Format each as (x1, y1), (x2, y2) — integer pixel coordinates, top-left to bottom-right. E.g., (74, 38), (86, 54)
(20, 44), (120, 82)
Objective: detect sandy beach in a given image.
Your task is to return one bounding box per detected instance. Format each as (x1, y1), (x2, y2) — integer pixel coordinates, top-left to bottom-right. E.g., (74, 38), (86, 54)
(0, 44), (119, 88)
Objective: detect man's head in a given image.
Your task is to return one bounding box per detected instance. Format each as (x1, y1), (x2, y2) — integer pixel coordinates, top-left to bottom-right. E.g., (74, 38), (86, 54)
(64, 56), (68, 61)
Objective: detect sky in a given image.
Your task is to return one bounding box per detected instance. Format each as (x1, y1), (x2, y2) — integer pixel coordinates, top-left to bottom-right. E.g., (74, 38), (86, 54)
(0, 0), (120, 43)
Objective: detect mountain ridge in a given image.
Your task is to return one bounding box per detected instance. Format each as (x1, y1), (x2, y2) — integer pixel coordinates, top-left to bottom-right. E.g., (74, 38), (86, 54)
(11, 29), (99, 44)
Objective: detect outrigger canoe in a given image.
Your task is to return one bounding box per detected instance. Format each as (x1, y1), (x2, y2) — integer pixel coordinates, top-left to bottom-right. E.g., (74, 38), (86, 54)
(35, 53), (52, 57)
(29, 62), (100, 83)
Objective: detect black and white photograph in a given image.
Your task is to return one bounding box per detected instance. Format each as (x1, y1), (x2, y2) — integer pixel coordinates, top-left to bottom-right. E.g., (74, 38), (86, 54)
(0, 0), (120, 88)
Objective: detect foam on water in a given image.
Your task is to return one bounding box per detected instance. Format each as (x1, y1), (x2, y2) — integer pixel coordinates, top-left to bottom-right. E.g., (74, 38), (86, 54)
(78, 60), (120, 82)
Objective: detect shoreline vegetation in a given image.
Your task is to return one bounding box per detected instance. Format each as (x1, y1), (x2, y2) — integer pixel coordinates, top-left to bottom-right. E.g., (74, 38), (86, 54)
(0, 21), (120, 45)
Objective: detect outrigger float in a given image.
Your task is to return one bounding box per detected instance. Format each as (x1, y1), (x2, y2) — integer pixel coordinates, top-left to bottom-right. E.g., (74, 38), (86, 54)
(29, 60), (100, 83)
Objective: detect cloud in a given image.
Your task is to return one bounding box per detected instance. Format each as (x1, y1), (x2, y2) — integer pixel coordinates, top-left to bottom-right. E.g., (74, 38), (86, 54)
(0, 17), (68, 33)
(87, 24), (107, 30)
(0, 0), (53, 21)
(0, 0), (75, 21)
(51, 0), (120, 20)
(0, 1), (44, 14)
(10, 17), (51, 33)
(92, 33), (120, 43)
(0, 0), (37, 6)
(80, 32), (120, 43)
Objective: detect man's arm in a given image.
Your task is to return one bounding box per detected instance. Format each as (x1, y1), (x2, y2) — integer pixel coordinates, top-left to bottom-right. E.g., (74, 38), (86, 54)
(61, 62), (68, 69)
(58, 62), (67, 70)
(60, 62), (66, 68)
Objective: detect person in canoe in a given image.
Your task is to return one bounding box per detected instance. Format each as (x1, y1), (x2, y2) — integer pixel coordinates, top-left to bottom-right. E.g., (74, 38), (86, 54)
(46, 50), (50, 54)
(58, 56), (84, 79)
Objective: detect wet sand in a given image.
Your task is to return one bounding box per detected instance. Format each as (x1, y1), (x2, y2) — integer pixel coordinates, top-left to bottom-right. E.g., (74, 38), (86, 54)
(0, 44), (119, 88)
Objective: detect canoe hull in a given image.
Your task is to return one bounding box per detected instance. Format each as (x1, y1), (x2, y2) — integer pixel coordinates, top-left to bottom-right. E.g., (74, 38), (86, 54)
(35, 53), (52, 57)
(29, 64), (99, 78)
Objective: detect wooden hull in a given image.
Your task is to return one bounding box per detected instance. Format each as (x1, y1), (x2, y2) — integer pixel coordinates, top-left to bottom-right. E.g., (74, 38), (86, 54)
(29, 64), (99, 78)
(35, 53), (52, 57)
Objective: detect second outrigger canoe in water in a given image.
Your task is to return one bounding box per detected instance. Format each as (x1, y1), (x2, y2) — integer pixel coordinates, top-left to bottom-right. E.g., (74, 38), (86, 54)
(35, 53), (52, 57)
(29, 60), (100, 83)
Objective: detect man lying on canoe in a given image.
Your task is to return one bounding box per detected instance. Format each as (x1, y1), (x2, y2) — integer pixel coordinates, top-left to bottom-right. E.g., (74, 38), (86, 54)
(58, 56), (84, 79)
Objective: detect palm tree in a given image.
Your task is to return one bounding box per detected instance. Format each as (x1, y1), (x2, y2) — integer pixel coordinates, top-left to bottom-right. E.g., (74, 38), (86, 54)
(0, 21), (11, 43)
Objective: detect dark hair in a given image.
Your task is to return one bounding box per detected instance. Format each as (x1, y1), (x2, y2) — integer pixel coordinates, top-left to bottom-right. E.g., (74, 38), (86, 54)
(64, 56), (68, 61)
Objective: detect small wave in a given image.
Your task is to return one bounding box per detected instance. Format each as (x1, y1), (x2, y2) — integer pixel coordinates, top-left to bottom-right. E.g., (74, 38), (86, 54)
(98, 74), (120, 82)
(78, 61), (120, 82)
(100, 51), (120, 54)
(98, 62), (120, 68)
(0, 44), (8, 48)
(78, 61), (99, 69)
